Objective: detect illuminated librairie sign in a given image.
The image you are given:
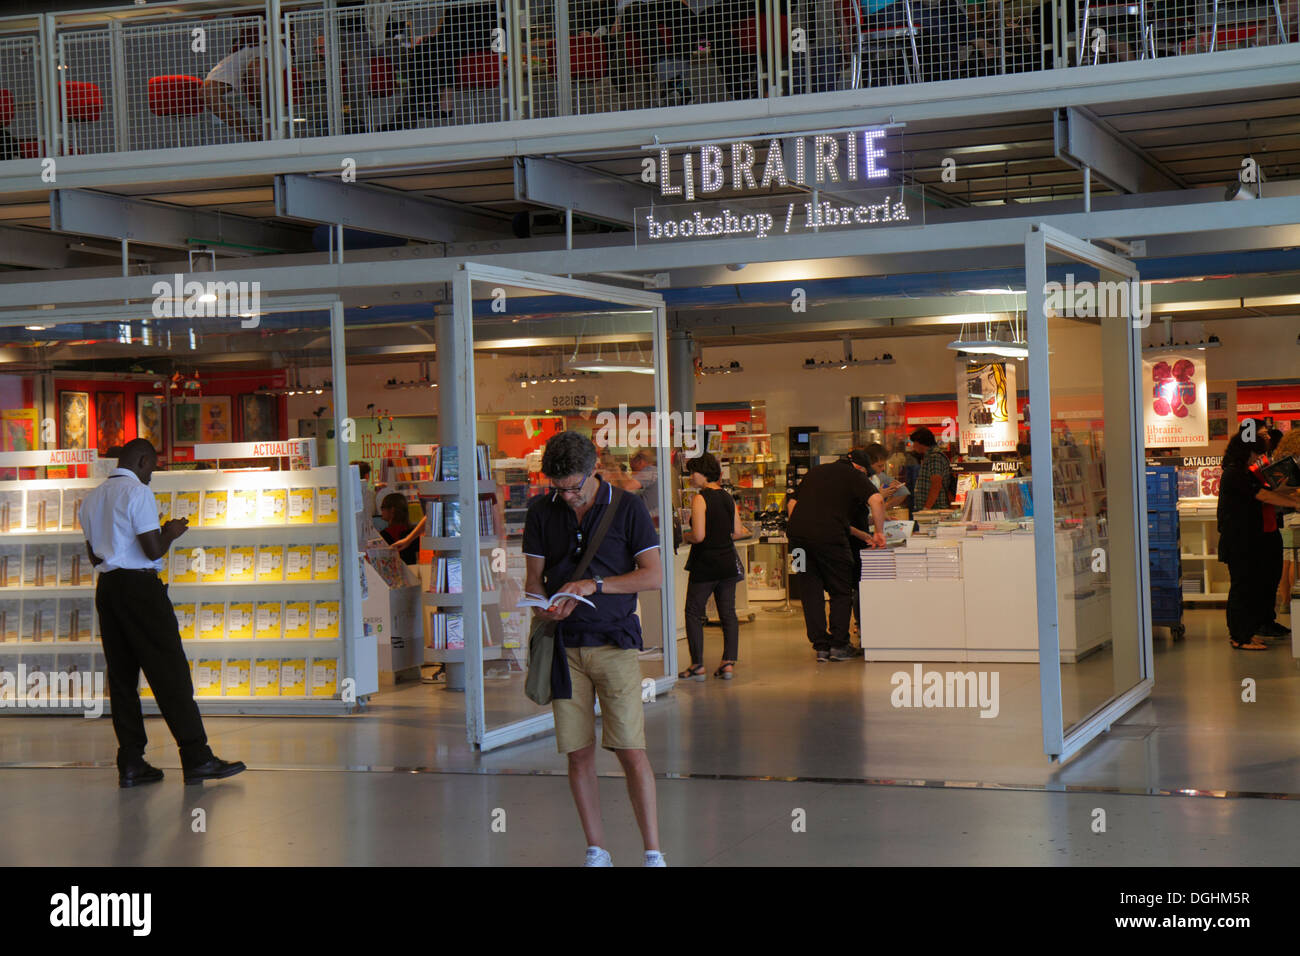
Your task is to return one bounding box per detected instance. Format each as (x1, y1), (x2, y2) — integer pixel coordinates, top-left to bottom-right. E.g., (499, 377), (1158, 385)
(638, 127), (916, 244)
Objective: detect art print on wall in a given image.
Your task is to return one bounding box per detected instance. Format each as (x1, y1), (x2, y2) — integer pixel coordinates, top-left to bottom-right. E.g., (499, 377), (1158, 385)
(174, 397), (233, 446)
(137, 394), (165, 453)
(96, 392), (126, 454)
(59, 391), (90, 450)
(240, 393), (277, 443)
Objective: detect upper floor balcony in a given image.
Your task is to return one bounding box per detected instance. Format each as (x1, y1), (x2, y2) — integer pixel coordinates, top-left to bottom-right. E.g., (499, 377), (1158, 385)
(0, 0), (1294, 171)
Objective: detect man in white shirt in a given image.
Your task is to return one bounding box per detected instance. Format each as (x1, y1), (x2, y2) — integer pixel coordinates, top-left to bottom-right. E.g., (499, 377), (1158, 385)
(82, 438), (245, 788)
(202, 36), (288, 141)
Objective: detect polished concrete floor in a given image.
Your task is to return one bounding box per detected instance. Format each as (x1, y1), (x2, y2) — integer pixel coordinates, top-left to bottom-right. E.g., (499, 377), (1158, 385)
(3, 767), (1298, 866)
(2, 605), (1298, 865)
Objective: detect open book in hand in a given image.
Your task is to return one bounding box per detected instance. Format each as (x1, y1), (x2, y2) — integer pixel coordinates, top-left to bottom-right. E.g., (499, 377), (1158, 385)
(519, 591), (596, 610)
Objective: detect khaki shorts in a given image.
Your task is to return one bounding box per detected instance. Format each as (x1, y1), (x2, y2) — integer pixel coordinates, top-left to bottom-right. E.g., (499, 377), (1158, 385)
(552, 645), (646, 754)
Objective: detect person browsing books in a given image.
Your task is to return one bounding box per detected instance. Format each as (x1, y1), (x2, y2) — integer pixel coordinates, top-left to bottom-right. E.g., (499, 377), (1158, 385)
(80, 438), (245, 788)
(522, 431), (666, 867)
(379, 492), (427, 565)
(678, 452), (749, 681)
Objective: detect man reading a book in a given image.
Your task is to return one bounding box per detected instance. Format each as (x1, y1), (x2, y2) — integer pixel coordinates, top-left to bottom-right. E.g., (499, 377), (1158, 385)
(523, 431), (666, 867)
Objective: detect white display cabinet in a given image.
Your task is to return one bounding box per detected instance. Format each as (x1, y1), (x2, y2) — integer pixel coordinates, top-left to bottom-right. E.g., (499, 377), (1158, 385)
(0, 464), (374, 715)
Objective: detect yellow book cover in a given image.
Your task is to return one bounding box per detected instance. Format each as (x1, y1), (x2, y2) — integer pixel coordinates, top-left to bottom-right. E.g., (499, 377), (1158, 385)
(310, 657), (338, 697)
(199, 546), (228, 584)
(194, 658), (223, 697)
(255, 545), (284, 582)
(254, 601), (282, 639)
(316, 487), (338, 524)
(226, 602), (255, 640)
(312, 544), (340, 581)
(170, 547), (199, 584)
(222, 659), (251, 696)
(279, 658), (307, 696)
(201, 490), (228, 527)
(252, 658), (281, 696)
(258, 488), (287, 525)
(284, 545), (314, 582)
(227, 546), (256, 583)
(197, 602), (226, 640)
(174, 603), (196, 640)
(283, 600), (312, 640)
(172, 491), (201, 524)
(287, 487), (315, 525)
(312, 600), (340, 639)
(158, 555), (169, 585)
(229, 488), (258, 525)
(153, 491), (173, 524)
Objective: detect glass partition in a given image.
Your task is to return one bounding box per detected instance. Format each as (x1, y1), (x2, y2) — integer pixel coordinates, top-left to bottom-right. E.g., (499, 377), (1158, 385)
(449, 266), (670, 751)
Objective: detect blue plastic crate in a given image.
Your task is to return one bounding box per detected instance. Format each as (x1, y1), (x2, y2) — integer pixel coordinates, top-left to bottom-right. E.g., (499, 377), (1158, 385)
(1145, 466), (1178, 511)
(1149, 546), (1181, 587)
(1150, 587), (1183, 624)
(1147, 510), (1180, 547)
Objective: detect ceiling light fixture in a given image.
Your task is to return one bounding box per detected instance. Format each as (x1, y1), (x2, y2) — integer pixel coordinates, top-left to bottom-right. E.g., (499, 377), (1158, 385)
(803, 336), (894, 370)
(568, 338), (654, 375)
(947, 313), (1028, 359)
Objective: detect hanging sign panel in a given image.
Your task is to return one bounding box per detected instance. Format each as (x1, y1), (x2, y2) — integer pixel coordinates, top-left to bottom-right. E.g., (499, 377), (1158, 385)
(957, 362), (1018, 453)
(1143, 355), (1208, 447)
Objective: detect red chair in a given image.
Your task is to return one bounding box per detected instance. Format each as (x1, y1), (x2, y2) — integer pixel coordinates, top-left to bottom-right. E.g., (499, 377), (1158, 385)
(0, 89), (14, 127)
(59, 80), (103, 154)
(60, 80), (103, 121)
(147, 74), (205, 148)
(455, 52), (502, 122)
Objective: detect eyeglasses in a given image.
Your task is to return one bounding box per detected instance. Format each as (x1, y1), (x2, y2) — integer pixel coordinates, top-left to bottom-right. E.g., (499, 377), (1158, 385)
(550, 470), (591, 497)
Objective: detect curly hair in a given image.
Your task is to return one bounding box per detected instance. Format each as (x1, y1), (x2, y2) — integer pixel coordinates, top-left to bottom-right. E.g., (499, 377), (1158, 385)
(687, 451), (721, 483)
(1275, 428), (1300, 461)
(541, 430), (598, 480)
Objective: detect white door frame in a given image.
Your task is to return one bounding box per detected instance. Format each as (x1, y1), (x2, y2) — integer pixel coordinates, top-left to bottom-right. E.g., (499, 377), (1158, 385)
(1025, 223), (1155, 762)
(453, 263), (673, 752)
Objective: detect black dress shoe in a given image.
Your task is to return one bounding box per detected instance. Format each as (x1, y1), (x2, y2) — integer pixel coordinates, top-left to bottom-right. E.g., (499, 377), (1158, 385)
(119, 762), (164, 789)
(183, 756), (247, 785)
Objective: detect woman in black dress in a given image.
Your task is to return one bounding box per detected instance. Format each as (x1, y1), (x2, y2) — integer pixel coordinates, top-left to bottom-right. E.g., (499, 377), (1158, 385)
(679, 452), (750, 680)
(1217, 426), (1299, 650)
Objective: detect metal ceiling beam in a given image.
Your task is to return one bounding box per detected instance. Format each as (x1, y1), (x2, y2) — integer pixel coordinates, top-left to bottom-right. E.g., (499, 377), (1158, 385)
(49, 189), (308, 253)
(1053, 107), (1184, 194)
(5, 195), (1300, 311)
(514, 157), (655, 226)
(0, 226), (74, 269)
(3, 45), (1297, 194)
(273, 174), (508, 243)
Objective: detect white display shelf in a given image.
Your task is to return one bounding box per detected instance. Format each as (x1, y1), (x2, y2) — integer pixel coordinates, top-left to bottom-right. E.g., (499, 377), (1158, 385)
(417, 480), (497, 495)
(421, 591), (502, 606)
(420, 536), (502, 551)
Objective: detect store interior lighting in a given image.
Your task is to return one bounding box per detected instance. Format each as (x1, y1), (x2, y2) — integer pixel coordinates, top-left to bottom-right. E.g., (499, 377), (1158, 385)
(1143, 315), (1221, 354)
(946, 314), (1028, 358)
(258, 366), (331, 397)
(385, 360), (439, 390)
(803, 336), (893, 370)
(699, 361), (744, 375)
(510, 368), (600, 388)
(567, 337), (654, 375)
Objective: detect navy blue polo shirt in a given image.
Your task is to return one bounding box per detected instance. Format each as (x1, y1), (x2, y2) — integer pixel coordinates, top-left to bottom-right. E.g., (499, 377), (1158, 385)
(522, 477), (660, 649)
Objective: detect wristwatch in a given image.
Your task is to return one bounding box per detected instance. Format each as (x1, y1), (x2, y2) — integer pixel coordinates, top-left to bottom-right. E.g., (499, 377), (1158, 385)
(593, 575), (604, 594)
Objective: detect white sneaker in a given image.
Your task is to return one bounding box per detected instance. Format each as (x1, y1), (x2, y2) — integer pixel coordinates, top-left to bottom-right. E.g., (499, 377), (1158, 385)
(583, 846), (613, 867)
(643, 851), (667, 867)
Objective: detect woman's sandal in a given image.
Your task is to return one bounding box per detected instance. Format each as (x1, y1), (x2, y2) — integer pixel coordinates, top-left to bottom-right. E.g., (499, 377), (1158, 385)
(1230, 639), (1268, 650)
(678, 664), (707, 681)
(714, 661), (735, 680)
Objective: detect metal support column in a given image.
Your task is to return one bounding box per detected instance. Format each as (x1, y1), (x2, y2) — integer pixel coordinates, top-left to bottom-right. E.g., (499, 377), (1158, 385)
(668, 326), (695, 423)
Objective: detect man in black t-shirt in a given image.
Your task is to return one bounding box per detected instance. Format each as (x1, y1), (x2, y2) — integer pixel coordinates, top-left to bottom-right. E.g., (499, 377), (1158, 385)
(786, 453), (880, 662)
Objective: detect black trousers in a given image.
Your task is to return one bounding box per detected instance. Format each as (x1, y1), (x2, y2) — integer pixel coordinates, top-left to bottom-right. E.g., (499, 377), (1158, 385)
(790, 537), (857, 650)
(1262, 529), (1283, 624)
(96, 569), (212, 769)
(683, 576), (740, 666)
(1223, 538), (1269, 643)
